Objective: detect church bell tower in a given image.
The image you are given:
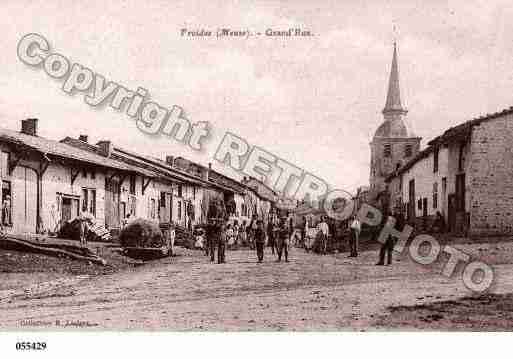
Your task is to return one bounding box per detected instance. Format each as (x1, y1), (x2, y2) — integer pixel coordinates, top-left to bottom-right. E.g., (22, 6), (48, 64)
(369, 43), (421, 195)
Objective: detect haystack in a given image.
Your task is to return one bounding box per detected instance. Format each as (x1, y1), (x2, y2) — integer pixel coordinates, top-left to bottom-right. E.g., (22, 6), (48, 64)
(119, 219), (165, 248)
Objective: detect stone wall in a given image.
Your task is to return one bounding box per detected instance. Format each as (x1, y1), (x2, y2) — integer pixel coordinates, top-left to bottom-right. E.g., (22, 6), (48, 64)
(469, 114), (513, 235)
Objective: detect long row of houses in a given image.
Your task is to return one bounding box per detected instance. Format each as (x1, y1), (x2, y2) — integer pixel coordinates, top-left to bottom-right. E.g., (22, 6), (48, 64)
(0, 118), (285, 236)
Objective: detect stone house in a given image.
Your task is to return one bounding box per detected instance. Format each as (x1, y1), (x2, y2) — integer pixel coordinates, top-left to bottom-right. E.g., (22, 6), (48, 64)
(386, 106), (513, 236)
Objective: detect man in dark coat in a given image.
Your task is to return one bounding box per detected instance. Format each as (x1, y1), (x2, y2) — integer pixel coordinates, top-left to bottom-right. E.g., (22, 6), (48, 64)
(267, 219), (275, 255)
(255, 220), (266, 263)
(376, 210), (405, 265)
(275, 218), (289, 262)
(217, 222), (226, 264)
(207, 198), (226, 263)
(207, 220), (220, 262)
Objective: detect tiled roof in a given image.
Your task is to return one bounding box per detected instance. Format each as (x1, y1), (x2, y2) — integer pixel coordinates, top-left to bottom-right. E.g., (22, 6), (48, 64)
(386, 105), (513, 181)
(0, 128), (150, 175)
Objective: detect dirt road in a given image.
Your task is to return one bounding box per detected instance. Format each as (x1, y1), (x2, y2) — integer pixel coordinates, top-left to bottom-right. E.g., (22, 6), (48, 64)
(2, 242), (513, 330)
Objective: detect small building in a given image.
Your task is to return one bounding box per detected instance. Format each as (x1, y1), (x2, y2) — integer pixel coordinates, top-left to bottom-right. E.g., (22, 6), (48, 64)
(386, 106), (513, 236)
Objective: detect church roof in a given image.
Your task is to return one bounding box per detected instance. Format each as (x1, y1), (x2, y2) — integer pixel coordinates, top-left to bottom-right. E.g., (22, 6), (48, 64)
(383, 43), (406, 114)
(373, 118), (415, 139)
(373, 43), (415, 140)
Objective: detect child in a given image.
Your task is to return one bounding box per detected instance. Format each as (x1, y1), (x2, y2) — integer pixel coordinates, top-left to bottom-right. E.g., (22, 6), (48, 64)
(226, 224), (235, 249)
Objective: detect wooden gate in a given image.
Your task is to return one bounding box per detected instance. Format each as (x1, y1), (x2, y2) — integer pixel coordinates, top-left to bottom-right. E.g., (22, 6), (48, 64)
(159, 192), (172, 223)
(12, 166), (38, 233)
(105, 178), (121, 229)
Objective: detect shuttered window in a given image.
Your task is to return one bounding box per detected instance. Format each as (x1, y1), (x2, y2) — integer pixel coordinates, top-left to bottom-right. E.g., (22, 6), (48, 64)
(0, 152), (9, 178)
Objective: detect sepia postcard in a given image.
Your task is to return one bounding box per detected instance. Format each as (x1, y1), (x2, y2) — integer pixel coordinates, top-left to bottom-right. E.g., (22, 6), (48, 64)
(1, 0), (513, 357)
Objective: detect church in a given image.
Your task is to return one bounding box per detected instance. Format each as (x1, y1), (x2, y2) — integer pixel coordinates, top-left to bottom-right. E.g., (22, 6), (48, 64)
(367, 43), (421, 213)
(369, 45), (513, 236)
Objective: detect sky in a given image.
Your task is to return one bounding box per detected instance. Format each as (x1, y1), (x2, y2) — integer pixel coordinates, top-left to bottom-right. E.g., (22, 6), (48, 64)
(2, 0), (513, 194)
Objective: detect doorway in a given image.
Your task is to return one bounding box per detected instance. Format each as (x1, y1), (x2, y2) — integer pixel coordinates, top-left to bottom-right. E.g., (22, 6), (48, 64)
(105, 178), (121, 229)
(12, 166), (38, 233)
(61, 196), (79, 223)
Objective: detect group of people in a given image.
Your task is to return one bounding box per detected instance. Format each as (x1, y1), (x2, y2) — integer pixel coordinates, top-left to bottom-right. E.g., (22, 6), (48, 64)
(205, 215), (293, 264)
(297, 210), (405, 266)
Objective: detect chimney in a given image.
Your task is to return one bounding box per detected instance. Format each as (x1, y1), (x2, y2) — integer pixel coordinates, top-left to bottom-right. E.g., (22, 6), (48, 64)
(97, 140), (112, 157)
(78, 134), (89, 143)
(21, 118), (38, 136)
(206, 162), (212, 181)
(166, 156), (174, 166)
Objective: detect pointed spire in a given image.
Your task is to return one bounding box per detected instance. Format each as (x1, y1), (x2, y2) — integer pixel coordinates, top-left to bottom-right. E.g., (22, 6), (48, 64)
(383, 42), (407, 116)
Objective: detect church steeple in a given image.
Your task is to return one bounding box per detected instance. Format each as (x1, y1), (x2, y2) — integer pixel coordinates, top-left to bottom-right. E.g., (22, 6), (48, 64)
(382, 42), (407, 117)
(369, 41), (421, 196)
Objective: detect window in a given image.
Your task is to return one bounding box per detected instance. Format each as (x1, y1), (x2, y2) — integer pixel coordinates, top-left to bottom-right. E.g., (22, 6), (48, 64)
(458, 143), (465, 172)
(417, 198), (422, 211)
(405, 144), (412, 158)
(433, 148), (439, 173)
(2, 180), (12, 226)
(384, 144), (392, 158)
(90, 190), (96, 216)
(91, 170), (96, 180)
(82, 188), (96, 216)
(82, 188), (88, 212)
(456, 173), (466, 211)
(150, 198), (156, 219)
(120, 202), (127, 220)
(160, 192), (166, 207)
(178, 201), (182, 220)
(442, 177), (447, 207)
(177, 184), (183, 197)
(433, 182), (438, 209)
(82, 169), (87, 178)
(129, 195), (136, 216)
(0, 152), (9, 177)
(129, 175), (136, 195)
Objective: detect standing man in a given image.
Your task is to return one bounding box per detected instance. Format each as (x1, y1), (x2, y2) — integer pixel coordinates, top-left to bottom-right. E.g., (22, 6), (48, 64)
(300, 216), (307, 248)
(217, 221), (227, 264)
(2, 194), (11, 226)
(318, 216), (329, 255)
(349, 215), (361, 257)
(78, 211), (92, 247)
(247, 215), (256, 249)
(207, 220), (218, 262)
(207, 198), (226, 263)
(276, 217), (289, 262)
(169, 222), (176, 257)
(376, 210), (405, 265)
(267, 218), (275, 255)
(255, 220), (266, 263)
